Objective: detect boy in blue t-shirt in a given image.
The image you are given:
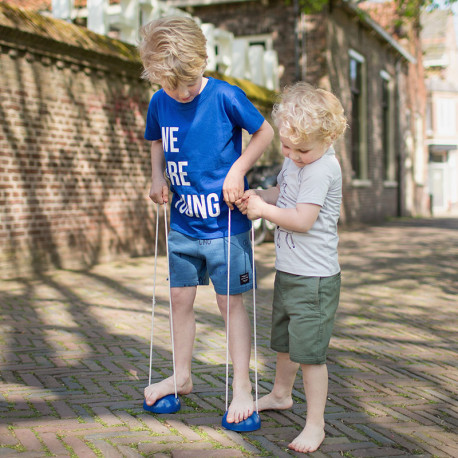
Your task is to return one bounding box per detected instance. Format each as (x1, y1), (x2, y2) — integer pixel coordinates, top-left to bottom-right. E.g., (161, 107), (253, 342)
(138, 16), (274, 424)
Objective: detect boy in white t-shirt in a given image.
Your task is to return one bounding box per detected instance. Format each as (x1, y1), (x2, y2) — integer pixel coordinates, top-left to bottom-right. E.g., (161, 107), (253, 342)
(237, 82), (347, 453)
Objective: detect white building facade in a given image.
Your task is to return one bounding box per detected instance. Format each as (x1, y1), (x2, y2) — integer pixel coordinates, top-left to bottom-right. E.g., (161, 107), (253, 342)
(422, 8), (458, 214)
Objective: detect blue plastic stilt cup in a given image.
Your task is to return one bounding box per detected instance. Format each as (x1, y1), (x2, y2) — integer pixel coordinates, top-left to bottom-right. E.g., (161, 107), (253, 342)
(143, 394), (181, 414)
(221, 410), (261, 432)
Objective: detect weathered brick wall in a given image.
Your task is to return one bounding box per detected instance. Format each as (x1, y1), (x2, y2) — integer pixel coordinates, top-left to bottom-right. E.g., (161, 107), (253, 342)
(326, 6), (405, 223)
(0, 38), (155, 278)
(0, 5), (278, 278)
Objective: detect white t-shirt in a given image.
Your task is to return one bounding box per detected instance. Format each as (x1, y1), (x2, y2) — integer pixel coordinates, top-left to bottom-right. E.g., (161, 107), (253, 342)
(275, 147), (342, 277)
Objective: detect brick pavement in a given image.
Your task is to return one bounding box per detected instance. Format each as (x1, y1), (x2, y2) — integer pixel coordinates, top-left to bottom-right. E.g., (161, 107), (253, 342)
(0, 217), (457, 457)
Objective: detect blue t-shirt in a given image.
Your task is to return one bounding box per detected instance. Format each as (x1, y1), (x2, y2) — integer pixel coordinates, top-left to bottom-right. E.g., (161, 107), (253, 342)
(144, 77), (265, 238)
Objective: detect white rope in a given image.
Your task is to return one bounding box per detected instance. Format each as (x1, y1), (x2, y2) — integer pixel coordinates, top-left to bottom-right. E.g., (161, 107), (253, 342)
(147, 204), (160, 386)
(224, 211), (260, 415)
(164, 204), (178, 398)
(251, 224), (259, 413)
(225, 209), (231, 412)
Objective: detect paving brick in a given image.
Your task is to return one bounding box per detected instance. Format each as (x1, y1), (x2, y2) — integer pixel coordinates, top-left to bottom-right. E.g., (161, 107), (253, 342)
(0, 425), (19, 446)
(352, 447), (412, 456)
(138, 441), (213, 454)
(51, 400), (77, 418)
(113, 410), (146, 430)
(249, 434), (291, 457)
(91, 406), (123, 427)
(198, 425), (242, 448)
(89, 438), (124, 457)
(166, 419), (202, 441)
(172, 450), (244, 457)
(354, 424), (396, 444)
(117, 445), (144, 457)
(222, 430), (261, 454)
(38, 432), (69, 456)
(328, 420), (367, 441)
(13, 428), (43, 451)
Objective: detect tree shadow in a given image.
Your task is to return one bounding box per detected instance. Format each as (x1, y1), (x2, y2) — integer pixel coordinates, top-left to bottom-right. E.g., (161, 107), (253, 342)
(1, 218), (456, 457)
(256, 218), (457, 456)
(0, 246), (276, 430)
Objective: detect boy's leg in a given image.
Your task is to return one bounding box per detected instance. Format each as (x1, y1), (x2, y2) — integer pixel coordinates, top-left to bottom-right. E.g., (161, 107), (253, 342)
(288, 363), (327, 453)
(258, 352), (299, 411)
(216, 293), (254, 424)
(144, 286), (196, 406)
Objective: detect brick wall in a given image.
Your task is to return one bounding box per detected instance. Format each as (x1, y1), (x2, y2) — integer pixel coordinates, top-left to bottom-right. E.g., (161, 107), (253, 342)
(0, 5), (277, 278)
(0, 40), (156, 278)
(326, 6), (405, 223)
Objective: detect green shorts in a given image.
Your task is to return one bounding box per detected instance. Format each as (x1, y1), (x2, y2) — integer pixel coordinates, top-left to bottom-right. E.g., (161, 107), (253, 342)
(270, 270), (341, 365)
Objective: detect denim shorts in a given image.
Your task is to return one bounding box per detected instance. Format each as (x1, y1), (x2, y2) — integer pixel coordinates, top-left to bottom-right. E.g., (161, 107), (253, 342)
(168, 230), (254, 295)
(270, 270), (341, 365)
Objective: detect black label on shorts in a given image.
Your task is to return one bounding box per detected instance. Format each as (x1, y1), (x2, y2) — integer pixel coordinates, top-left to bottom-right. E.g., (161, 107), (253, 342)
(240, 272), (250, 285)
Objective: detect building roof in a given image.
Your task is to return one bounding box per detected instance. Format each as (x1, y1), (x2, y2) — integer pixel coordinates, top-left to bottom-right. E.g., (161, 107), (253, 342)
(343, 0), (415, 62)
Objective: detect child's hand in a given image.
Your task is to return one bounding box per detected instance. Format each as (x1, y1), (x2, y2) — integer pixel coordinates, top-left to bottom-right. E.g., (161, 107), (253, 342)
(223, 168), (245, 210)
(246, 194), (265, 221)
(235, 189), (257, 214)
(149, 179), (169, 204)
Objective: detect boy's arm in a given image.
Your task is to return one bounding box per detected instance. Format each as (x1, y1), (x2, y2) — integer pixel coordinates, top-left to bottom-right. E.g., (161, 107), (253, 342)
(236, 185), (280, 214)
(148, 139), (169, 204)
(223, 120), (274, 209)
(247, 195), (321, 233)
(255, 185), (280, 205)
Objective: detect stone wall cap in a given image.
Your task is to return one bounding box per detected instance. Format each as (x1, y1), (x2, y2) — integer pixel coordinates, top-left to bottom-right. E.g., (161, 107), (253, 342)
(0, 2), (139, 64)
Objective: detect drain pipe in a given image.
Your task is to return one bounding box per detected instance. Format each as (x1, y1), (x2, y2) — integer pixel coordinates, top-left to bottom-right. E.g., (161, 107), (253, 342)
(293, 0), (301, 81)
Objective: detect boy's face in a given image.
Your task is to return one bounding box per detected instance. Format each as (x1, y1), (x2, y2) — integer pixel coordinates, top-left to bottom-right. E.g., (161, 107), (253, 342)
(162, 75), (204, 103)
(280, 135), (329, 168)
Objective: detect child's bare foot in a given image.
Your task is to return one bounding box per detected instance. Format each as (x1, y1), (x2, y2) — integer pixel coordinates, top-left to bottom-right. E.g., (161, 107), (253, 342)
(257, 392), (293, 412)
(144, 375), (193, 406)
(225, 388), (254, 423)
(288, 423), (325, 454)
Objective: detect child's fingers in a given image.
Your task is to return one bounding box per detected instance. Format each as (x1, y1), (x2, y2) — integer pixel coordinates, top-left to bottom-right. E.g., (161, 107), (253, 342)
(161, 185), (169, 203)
(224, 187), (243, 207)
(224, 195), (235, 210)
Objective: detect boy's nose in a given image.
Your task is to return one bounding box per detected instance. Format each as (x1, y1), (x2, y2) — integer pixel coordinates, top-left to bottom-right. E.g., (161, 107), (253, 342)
(178, 87), (190, 98)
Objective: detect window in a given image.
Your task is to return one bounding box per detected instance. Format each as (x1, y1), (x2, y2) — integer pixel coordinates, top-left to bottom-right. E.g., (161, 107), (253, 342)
(436, 98), (456, 136)
(240, 34), (273, 51)
(426, 97), (433, 137)
(381, 70), (395, 182)
(349, 50), (368, 181)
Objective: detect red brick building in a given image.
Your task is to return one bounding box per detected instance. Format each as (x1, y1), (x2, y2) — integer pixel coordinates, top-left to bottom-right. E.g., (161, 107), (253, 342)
(179, 0), (428, 222)
(0, 1), (430, 278)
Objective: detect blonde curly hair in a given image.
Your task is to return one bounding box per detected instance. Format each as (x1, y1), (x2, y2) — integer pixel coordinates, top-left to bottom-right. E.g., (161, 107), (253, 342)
(272, 82), (347, 145)
(138, 16), (208, 89)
